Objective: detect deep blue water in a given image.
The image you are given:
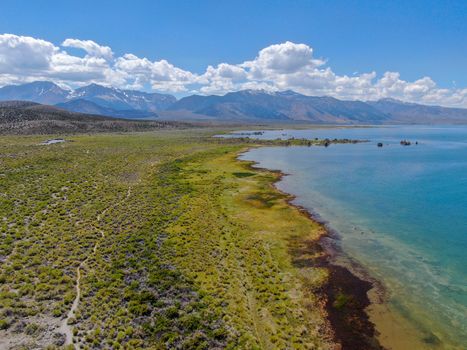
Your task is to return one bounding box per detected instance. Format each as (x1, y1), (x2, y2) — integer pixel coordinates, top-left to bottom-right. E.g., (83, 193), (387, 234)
(236, 126), (467, 348)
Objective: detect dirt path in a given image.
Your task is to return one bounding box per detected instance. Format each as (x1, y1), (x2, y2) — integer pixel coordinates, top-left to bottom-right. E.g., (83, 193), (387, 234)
(59, 186), (132, 348)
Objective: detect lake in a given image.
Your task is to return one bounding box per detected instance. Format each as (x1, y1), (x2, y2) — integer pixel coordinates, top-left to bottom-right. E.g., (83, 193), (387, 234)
(237, 126), (467, 349)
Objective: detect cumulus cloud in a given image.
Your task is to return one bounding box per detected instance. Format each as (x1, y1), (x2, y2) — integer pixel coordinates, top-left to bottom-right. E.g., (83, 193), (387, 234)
(114, 54), (198, 92)
(0, 34), (111, 85)
(204, 63), (247, 81)
(0, 34), (56, 73)
(62, 38), (113, 60)
(0, 33), (465, 107)
(242, 41), (325, 77)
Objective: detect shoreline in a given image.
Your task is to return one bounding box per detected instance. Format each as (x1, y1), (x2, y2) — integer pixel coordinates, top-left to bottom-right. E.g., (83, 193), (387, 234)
(240, 150), (386, 349)
(269, 175), (448, 350)
(284, 198), (386, 350)
(239, 147), (447, 350)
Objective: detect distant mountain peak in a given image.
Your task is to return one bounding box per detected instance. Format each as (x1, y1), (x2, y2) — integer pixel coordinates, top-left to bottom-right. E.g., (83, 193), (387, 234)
(86, 83), (106, 88)
(75, 83), (119, 94)
(274, 90), (305, 97)
(377, 97), (403, 103)
(235, 89), (274, 96)
(227, 89), (307, 98)
(376, 98), (421, 106)
(0, 81), (70, 104)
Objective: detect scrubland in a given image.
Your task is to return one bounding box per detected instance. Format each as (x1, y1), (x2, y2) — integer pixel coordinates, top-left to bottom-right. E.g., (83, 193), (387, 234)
(0, 130), (333, 349)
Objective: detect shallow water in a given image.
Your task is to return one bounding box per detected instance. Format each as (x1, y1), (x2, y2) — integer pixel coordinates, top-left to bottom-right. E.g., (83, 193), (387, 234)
(237, 126), (467, 349)
(41, 138), (66, 145)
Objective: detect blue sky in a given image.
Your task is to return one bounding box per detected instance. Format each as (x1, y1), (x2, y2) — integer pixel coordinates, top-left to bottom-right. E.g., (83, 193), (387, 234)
(0, 0), (466, 106)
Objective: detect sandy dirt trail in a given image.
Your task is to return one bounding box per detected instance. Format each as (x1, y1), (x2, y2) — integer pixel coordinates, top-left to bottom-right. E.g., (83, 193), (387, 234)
(59, 186), (132, 348)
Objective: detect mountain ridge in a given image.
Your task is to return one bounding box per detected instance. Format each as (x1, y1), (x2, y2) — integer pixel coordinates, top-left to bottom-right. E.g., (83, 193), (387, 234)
(69, 83), (176, 112)
(0, 100), (189, 134)
(1, 81), (466, 124)
(0, 81), (175, 119)
(56, 99), (159, 119)
(0, 81), (70, 105)
(166, 90), (391, 123)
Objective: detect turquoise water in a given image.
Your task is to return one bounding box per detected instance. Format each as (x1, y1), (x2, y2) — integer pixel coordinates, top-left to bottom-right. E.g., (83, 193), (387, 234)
(238, 126), (467, 349)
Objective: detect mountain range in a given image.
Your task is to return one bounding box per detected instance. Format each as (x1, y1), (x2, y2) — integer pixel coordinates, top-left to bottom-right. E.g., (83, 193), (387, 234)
(0, 81), (175, 119)
(1, 81), (466, 124)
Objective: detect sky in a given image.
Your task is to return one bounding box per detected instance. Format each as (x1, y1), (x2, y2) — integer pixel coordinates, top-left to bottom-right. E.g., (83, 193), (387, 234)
(0, 0), (466, 107)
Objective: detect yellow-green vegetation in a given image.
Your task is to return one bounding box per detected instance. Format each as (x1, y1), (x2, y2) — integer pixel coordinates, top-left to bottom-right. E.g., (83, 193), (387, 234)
(0, 130), (332, 349)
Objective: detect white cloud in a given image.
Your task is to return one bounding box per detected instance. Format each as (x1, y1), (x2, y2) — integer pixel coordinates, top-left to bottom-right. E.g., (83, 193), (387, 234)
(114, 54), (198, 92)
(0, 34), (56, 73)
(204, 63), (247, 81)
(62, 38), (113, 60)
(0, 33), (465, 108)
(0, 34), (110, 85)
(242, 41), (325, 77)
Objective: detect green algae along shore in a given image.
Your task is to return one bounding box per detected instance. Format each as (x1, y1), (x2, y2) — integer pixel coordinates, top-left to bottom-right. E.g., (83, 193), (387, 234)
(240, 144), (448, 350)
(238, 150), (385, 349)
